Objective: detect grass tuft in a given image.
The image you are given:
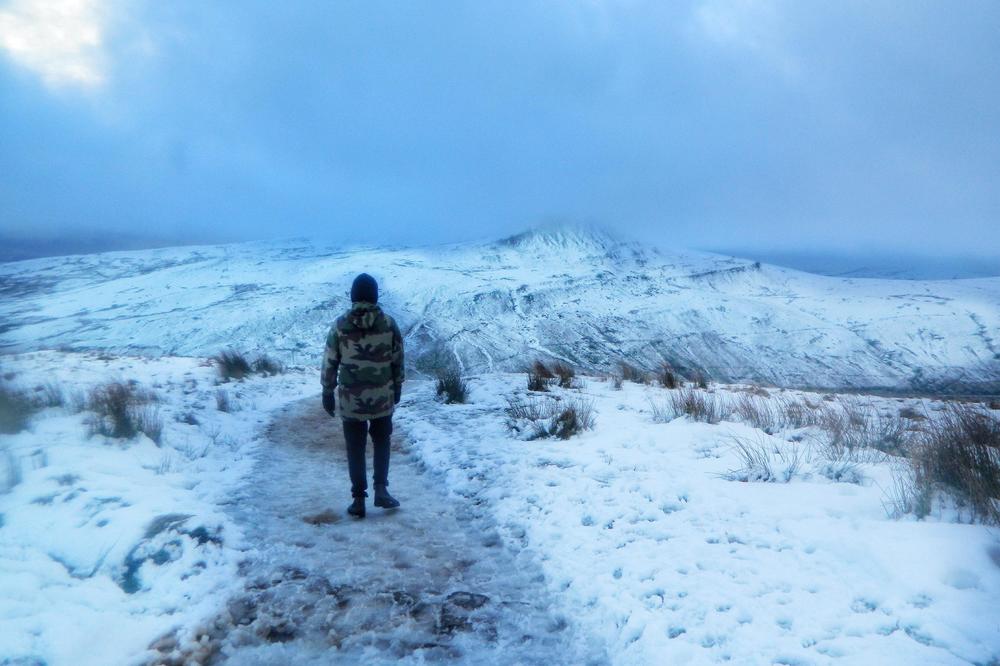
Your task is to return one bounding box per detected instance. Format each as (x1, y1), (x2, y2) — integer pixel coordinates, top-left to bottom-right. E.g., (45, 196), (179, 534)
(436, 369), (469, 404)
(86, 381), (162, 444)
(215, 351), (252, 382)
(505, 395), (596, 440)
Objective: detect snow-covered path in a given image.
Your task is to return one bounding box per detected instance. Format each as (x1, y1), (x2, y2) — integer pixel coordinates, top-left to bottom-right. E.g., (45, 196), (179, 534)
(209, 397), (602, 664)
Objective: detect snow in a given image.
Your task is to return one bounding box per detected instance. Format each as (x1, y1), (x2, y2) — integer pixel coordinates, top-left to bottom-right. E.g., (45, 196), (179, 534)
(0, 352), (314, 666)
(1, 231), (998, 664)
(1, 229), (998, 391)
(205, 396), (602, 664)
(398, 375), (1000, 665)
(2, 354), (998, 664)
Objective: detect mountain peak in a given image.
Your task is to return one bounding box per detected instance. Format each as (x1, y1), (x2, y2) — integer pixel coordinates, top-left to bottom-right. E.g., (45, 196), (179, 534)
(496, 224), (622, 255)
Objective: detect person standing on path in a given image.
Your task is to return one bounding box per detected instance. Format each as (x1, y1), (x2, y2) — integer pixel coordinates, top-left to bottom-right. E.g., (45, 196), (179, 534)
(321, 273), (405, 518)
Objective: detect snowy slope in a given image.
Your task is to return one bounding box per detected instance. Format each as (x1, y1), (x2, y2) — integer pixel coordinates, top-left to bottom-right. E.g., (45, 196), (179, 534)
(2, 227), (998, 392)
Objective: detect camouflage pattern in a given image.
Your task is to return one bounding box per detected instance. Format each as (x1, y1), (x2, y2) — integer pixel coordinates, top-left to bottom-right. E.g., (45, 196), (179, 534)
(322, 302), (404, 420)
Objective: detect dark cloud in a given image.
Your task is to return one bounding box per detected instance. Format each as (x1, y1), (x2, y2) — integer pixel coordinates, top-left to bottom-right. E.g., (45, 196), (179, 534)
(1, 1), (998, 255)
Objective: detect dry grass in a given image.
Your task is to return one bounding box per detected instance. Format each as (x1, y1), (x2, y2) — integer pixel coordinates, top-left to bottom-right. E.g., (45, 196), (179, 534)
(551, 361), (577, 389)
(732, 393), (780, 433)
(724, 436), (803, 483)
(505, 395), (596, 440)
(649, 387), (724, 424)
(692, 371), (708, 390)
(657, 364), (680, 389)
(216, 351), (284, 381)
(731, 393), (824, 433)
(819, 398), (911, 457)
(0, 381), (66, 434)
(619, 362), (649, 384)
(527, 360), (555, 392)
(86, 381), (162, 444)
(671, 387), (723, 424)
(251, 355), (284, 376)
(215, 351), (251, 382)
(0, 385), (38, 434)
(436, 369), (469, 404)
(908, 403), (1000, 524)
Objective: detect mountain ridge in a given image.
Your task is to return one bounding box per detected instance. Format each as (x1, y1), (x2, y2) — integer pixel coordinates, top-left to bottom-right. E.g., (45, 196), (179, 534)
(1, 227), (998, 393)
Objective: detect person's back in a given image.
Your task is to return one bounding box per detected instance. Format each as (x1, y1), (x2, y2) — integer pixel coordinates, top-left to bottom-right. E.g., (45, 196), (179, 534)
(321, 273), (404, 518)
(330, 300), (401, 419)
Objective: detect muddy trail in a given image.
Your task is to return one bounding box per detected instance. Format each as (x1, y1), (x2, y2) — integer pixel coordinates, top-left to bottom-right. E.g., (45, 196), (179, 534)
(181, 397), (603, 664)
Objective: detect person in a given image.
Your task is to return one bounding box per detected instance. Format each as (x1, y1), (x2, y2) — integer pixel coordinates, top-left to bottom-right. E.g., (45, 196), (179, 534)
(321, 273), (405, 518)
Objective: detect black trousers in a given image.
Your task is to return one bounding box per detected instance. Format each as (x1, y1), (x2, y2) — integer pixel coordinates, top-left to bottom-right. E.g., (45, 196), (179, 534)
(342, 415), (392, 497)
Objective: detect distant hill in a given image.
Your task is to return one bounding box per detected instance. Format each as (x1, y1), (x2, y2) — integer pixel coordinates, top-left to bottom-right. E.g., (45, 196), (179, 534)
(2, 226), (998, 393)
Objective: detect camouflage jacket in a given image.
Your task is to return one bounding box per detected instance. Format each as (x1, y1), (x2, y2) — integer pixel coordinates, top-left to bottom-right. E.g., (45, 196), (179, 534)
(321, 302), (405, 420)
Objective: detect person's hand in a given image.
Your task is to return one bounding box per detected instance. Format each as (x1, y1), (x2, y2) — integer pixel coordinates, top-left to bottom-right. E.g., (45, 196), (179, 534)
(322, 391), (336, 416)
(393, 385), (402, 405)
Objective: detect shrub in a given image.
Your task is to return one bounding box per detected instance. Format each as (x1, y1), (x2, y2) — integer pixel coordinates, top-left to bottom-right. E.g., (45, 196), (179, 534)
(551, 362), (577, 389)
(252, 355), (284, 376)
(87, 382), (162, 444)
(909, 403), (1000, 524)
(504, 396), (596, 440)
(215, 351), (252, 382)
(658, 364), (678, 389)
(692, 371), (708, 390)
(988, 400), (999, 411)
(532, 360), (555, 379)
(550, 398), (596, 439)
(436, 369), (469, 404)
(527, 361), (554, 392)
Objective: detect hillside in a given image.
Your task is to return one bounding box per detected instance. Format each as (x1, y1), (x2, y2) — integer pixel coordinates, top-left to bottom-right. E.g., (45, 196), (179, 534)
(2, 227), (998, 392)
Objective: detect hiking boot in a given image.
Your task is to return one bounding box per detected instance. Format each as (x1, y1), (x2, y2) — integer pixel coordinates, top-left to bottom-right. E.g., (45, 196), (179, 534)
(347, 495), (366, 518)
(373, 484), (400, 509)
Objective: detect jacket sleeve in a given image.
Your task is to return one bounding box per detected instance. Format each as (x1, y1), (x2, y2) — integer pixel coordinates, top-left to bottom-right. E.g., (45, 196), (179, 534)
(390, 320), (405, 390)
(321, 326), (341, 393)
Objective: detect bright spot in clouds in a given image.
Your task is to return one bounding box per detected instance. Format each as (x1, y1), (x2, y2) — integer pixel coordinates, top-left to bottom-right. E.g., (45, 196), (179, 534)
(0, 0), (108, 89)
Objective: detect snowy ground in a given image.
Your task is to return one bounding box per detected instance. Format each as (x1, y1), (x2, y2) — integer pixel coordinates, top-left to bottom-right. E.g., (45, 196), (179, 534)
(203, 397), (601, 665)
(0, 352), (314, 665)
(400, 376), (1000, 665)
(2, 352), (999, 665)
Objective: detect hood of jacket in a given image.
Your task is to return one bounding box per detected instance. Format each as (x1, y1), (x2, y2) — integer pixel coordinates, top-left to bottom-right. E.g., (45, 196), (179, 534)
(348, 301), (381, 330)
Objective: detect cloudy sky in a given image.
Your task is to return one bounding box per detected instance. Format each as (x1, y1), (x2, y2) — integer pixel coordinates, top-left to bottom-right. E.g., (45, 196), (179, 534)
(1, 1), (998, 255)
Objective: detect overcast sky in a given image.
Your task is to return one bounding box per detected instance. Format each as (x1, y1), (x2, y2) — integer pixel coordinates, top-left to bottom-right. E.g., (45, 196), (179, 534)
(1, 1), (998, 255)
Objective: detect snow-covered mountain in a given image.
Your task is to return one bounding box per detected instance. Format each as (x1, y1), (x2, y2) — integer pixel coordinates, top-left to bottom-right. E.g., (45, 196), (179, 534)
(2, 226), (998, 392)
